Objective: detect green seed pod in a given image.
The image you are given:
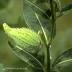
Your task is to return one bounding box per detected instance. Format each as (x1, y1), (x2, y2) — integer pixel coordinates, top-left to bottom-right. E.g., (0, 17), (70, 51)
(3, 23), (41, 53)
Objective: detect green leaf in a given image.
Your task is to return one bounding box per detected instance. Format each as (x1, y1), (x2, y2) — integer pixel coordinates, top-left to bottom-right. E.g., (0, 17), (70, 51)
(52, 48), (72, 67)
(35, 13), (49, 45)
(52, 48), (72, 72)
(57, 3), (72, 18)
(23, 0), (51, 32)
(8, 41), (44, 70)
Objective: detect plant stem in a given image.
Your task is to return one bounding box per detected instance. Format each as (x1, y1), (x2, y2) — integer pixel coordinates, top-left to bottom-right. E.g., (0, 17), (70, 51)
(46, 43), (51, 72)
(46, 0), (56, 72)
(50, 0), (56, 40)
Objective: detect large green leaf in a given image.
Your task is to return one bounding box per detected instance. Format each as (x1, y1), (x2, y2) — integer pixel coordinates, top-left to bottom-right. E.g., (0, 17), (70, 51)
(8, 41), (44, 71)
(23, 0), (51, 32)
(23, 0), (52, 49)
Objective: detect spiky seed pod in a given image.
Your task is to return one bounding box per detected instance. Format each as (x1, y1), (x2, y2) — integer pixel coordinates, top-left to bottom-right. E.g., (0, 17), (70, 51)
(3, 23), (41, 53)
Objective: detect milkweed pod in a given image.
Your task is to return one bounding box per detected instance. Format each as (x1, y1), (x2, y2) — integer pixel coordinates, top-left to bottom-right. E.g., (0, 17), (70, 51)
(3, 23), (41, 53)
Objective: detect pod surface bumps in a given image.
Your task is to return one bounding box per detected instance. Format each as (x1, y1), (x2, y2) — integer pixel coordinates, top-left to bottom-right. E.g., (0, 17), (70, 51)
(3, 23), (41, 52)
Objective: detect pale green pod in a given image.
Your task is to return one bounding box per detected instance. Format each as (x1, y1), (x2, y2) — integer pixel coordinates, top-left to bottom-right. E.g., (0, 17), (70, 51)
(3, 23), (41, 53)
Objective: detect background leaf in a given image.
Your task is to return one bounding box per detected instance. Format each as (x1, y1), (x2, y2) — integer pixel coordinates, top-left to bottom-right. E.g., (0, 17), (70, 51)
(52, 48), (72, 72)
(52, 48), (72, 67)
(0, 0), (23, 26)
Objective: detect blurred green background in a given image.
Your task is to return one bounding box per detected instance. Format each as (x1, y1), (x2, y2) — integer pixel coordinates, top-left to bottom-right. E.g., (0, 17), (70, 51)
(0, 0), (72, 72)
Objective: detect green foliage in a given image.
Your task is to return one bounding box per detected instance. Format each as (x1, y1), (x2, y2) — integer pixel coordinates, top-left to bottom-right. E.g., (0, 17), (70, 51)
(3, 23), (45, 71)
(0, 0), (72, 72)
